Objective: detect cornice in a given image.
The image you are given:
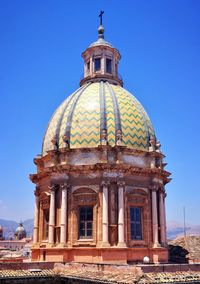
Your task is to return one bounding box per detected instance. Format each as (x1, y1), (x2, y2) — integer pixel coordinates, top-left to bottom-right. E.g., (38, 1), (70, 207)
(30, 163), (171, 185)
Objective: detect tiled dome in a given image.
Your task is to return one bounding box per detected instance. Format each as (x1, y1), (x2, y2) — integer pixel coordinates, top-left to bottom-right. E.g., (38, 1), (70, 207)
(42, 81), (155, 155)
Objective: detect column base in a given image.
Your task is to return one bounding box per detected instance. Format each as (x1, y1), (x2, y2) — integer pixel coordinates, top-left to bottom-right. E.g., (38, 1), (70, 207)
(57, 243), (67, 247)
(47, 243), (55, 248)
(117, 242), (127, 248)
(101, 242), (110, 247)
(153, 242), (161, 248)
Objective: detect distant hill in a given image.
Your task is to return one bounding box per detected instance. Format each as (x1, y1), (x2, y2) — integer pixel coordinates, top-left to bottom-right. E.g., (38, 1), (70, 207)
(167, 221), (200, 240)
(0, 218), (199, 240)
(0, 218), (34, 240)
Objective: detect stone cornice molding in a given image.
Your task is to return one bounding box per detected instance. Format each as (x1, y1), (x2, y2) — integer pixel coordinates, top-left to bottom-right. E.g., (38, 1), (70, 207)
(37, 146), (165, 168)
(50, 173), (69, 185)
(30, 164), (171, 185)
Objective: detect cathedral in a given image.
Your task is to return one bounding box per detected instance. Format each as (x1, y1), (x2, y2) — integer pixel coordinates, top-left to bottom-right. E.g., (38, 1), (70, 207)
(30, 16), (171, 264)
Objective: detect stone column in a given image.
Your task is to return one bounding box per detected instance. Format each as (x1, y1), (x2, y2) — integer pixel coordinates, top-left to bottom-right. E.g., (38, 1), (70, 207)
(48, 185), (56, 244)
(102, 52), (106, 74)
(90, 56), (93, 76)
(33, 190), (39, 244)
(60, 183), (68, 245)
(151, 188), (160, 247)
(163, 193), (167, 244)
(117, 181), (126, 247)
(159, 190), (166, 246)
(102, 181), (110, 246)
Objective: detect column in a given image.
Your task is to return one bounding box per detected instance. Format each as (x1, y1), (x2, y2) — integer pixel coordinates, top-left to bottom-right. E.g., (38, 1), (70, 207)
(159, 190), (166, 246)
(48, 185), (56, 244)
(102, 181), (110, 246)
(151, 188), (160, 247)
(117, 181), (126, 247)
(90, 56), (93, 76)
(33, 190), (39, 244)
(163, 193), (167, 244)
(60, 183), (68, 245)
(102, 52), (106, 74)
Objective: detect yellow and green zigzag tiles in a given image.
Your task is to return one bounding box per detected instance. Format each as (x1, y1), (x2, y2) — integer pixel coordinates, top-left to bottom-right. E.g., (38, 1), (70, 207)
(42, 82), (155, 155)
(70, 83), (100, 148)
(104, 83), (115, 146)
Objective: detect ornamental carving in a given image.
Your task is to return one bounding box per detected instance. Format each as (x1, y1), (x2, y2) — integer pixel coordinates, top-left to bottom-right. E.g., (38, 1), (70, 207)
(74, 195), (97, 205)
(40, 198), (49, 209)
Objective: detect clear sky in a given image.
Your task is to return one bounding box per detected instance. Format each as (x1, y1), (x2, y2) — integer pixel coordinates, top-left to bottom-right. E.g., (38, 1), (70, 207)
(0, 0), (200, 225)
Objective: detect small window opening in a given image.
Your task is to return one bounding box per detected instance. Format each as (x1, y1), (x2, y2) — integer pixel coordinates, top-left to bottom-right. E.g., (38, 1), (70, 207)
(106, 58), (112, 74)
(95, 58), (101, 72)
(87, 61), (90, 71)
(43, 208), (49, 240)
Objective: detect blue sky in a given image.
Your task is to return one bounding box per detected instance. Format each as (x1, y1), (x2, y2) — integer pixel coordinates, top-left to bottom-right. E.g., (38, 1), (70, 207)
(0, 0), (200, 225)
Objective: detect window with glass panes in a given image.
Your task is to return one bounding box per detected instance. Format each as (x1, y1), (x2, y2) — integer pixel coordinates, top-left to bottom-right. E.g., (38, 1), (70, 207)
(106, 58), (112, 74)
(79, 206), (93, 239)
(94, 58), (101, 72)
(130, 207), (142, 240)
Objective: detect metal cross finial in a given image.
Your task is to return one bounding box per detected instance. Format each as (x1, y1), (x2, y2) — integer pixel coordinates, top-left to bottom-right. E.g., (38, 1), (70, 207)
(99, 10), (104, 25)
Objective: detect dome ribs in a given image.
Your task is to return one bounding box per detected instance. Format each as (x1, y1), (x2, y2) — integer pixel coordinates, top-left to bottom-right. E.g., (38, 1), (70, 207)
(42, 96), (71, 155)
(64, 83), (91, 147)
(54, 88), (81, 145)
(99, 81), (107, 141)
(106, 82), (122, 144)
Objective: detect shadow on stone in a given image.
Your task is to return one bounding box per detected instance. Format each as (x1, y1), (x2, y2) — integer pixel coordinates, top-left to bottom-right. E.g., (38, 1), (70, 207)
(168, 244), (189, 263)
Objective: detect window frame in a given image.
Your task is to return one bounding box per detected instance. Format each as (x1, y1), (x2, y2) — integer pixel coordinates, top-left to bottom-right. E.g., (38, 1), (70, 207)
(43, 208), (49, 241)
(94, 57), (101, 72)
(130, 207), (143, 240)
(106, 58), (112, 74)
(78, 206), (93, 239)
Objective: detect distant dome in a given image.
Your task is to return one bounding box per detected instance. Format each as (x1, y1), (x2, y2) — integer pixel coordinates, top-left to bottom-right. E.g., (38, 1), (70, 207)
(15, 222), (26, 240)
(42, 81), (155, 155)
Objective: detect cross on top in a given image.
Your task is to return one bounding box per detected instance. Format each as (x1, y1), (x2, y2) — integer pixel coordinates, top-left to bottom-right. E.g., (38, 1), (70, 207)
(99, 10), (104, 26)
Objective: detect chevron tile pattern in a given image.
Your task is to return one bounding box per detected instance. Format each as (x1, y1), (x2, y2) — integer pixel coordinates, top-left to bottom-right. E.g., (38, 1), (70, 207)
(112, 85), (149, 150)
(70, 83), (100, 148)
(42, 82), (155, 155)
(104, 83), (116, 146)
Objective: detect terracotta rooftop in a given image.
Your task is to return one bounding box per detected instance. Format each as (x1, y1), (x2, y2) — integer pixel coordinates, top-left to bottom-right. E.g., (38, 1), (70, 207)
(169, 235), (200, 263)
(1, 267), (200, 283)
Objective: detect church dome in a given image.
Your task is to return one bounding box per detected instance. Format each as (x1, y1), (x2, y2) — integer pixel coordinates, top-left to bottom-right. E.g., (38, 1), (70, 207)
(15, 222), (26, 240)
(42, 19), (156, 156)
(42, 81), (155, 156)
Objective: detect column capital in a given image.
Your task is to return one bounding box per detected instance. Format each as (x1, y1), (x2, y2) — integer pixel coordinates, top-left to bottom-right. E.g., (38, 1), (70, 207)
(101, 180), (110, 187)
(48, 184), (56, 192)
(60, 183), (69, 190)
(149, 184), (160, 192)
(117, 180), (125, 187)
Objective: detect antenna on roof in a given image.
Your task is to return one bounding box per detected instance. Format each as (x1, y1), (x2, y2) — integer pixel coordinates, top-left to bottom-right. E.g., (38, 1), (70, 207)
(183, 206), (186, 239)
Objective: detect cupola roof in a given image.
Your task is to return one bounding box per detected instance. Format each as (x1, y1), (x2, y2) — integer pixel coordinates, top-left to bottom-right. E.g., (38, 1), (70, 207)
(41, 13), (156, 156)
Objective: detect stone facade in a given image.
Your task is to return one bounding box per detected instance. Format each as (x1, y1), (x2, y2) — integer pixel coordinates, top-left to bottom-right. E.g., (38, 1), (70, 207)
(30, 146), (170, 263)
